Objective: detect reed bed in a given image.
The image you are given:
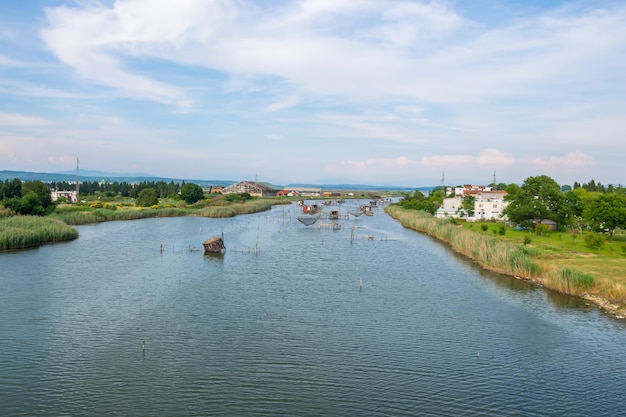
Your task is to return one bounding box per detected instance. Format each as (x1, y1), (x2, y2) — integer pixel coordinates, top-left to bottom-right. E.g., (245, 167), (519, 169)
(0, 216), (78, 251)
(52, 207), (189, 225)
(199, 199), (283, 218)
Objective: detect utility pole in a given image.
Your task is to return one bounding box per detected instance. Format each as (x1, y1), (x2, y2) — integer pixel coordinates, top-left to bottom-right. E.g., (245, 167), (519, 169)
(76, 157), (80, 203)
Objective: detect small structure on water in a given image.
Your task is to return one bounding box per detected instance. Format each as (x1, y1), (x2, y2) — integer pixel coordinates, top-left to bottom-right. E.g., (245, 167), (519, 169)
(203, 236), (225, 253)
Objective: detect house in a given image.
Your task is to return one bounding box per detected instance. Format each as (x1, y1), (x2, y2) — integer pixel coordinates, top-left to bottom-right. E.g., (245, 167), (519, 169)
(283, 186), (322, 197)
(50, 190), (77, 203)
(472, 191), (508, 221)
(454, 184), (493, 197)
(435, 197), (468, 219)
(436, 191), (508, 221)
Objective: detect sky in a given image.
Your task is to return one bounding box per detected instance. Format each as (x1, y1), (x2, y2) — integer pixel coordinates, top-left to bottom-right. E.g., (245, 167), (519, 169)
(1, 0), (625, 187)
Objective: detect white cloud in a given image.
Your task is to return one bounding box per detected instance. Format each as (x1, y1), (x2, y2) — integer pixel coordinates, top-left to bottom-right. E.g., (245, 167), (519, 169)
(266, 96), (300, 112)
(40, 1), (626, 107)
(532, 150), (596, 168)
(0, 113), (50, 126)
(420, 154), (473, 167)
(476, 149), (514, 166)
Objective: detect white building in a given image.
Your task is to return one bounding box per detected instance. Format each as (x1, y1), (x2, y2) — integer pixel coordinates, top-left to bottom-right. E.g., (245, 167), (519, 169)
(51, 190), (77, 203)
(472, 191), (508, 221)
(436, 191), (508, 221)
(435, 197), (467, 219)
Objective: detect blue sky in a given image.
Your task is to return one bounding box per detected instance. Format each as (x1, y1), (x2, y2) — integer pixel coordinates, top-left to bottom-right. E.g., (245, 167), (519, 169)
(1, 0), (625, 187)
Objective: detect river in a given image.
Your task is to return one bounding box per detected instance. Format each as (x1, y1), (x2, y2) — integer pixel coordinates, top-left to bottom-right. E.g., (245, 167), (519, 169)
(1, 200), (625, 416)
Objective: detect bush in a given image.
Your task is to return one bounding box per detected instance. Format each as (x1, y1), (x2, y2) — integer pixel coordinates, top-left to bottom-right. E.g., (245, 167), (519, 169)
(180, 183), (204, 204)
(523, 236), (532, 245)
(535, 224), (550, 236)
(498, 224), (506, 235)
(136, 188), (158, 207)
(584, 233), (606, 250)
(481, 224), (488, 232)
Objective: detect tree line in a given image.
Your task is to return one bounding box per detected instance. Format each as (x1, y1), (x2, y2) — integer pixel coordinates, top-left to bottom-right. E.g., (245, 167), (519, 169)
(48, 179), (183, 199)
(0, 178), (207, 215)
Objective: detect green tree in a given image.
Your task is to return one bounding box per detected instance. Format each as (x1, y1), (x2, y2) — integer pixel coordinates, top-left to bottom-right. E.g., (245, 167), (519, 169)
(180, 183), (204, 204)
(397, 190), (439, 214)
(136, 188), (158, 207)
(582, 193), (626, 240)
(22, 180), (53, 209)
(1, 178), (23, 199)
(504, 175), (564, 227)
(461, 195), (475, 217)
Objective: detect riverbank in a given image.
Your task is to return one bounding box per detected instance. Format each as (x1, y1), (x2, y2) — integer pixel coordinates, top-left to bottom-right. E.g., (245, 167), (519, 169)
(385, 205), (626, 319)
(0, 216), (78, 251)
(0, 198), (289, 251)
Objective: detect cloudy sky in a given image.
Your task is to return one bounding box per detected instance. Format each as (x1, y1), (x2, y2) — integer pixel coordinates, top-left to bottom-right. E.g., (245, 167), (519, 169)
(1, 0), (624, 187)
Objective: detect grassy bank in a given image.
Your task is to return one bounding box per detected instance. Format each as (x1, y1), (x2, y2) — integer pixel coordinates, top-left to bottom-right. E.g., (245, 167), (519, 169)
(0, 216), (78, 251)
(50, 197), (289, 225)
(385, 205), (626, 318)
(1, 197), (289, 251)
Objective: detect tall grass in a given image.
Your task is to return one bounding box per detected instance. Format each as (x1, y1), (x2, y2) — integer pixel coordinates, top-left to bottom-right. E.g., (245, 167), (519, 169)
(387, 205), (542, 279)
(0, 216), (78, 251)
(53, 198), (286, 224)
(544, 268), (594, 296)
(51, 207), (188, 225)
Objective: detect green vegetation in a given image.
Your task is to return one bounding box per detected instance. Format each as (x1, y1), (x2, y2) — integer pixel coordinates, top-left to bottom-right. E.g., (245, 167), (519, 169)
(386, 205), (626, 316)
(1, 180), (55, 215)
(0, 216), (78, 251)
(1, 177), (290, 250)
(136, 188), (159, 207)
(396, 189), (441, 214)
(49, 193), (289, 226)
(180, 183), (205, 204)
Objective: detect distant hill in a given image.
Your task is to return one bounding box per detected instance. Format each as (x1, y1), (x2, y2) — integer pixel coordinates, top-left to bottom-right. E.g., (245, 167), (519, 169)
(1, 170), (430, 192)
(0, 170), (235, 188)
(54, 169), (153, 178)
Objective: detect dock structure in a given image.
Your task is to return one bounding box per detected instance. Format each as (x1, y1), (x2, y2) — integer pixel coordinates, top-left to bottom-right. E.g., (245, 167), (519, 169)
(318, 222), (342, 230)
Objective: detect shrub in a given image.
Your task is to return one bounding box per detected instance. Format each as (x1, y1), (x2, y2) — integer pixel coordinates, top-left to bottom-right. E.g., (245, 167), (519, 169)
(498, 224), (506, 235)
(535, 224), (550, 236)
(481, 224), (488, 232)
(523, 236), (532, 245)
(584, 233), (606, 250)
(136, 188), (158, 207)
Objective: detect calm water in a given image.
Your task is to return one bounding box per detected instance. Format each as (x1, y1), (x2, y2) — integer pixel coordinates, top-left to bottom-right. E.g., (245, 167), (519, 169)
(1, 201), (625, 416)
